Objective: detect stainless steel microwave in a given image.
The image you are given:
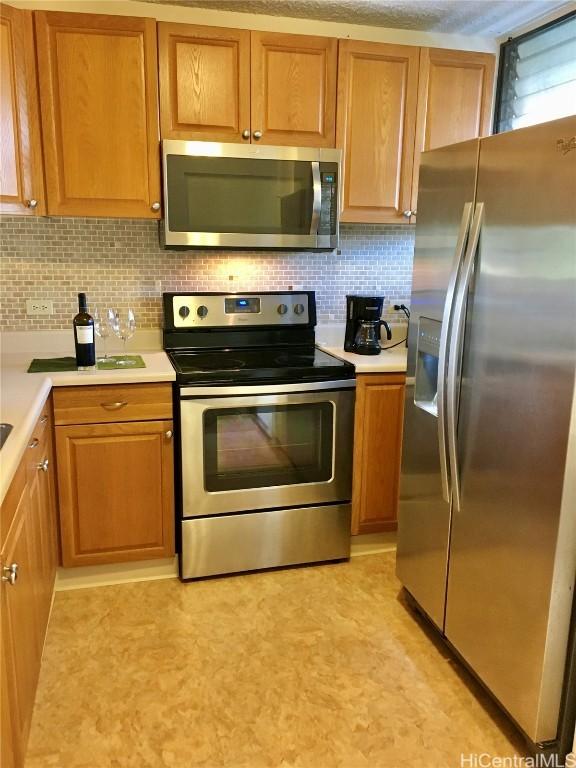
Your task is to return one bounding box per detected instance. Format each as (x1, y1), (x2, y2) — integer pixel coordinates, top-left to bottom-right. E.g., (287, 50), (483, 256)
(161, 141), (341, 250)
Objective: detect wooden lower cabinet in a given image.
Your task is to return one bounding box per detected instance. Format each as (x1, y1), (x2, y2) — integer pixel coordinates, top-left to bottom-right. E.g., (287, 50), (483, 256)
(352, 373), (406, 534)
(55, 419), (175, 567)
(1, 401), (58, 768)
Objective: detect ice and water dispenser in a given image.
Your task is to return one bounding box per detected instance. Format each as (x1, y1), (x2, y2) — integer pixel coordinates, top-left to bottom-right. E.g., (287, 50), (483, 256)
(414, 317), (441, 416)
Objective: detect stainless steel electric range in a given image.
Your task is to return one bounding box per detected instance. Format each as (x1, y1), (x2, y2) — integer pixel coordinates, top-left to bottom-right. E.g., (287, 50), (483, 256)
(163, 292), (356, 580)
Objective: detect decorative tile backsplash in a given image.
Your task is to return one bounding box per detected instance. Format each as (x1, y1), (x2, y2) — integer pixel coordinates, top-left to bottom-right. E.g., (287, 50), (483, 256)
(0, 216), (414, 331)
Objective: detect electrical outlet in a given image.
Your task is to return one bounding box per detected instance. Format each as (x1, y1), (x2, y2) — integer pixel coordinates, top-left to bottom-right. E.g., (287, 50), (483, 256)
(26, 299), (54, 316)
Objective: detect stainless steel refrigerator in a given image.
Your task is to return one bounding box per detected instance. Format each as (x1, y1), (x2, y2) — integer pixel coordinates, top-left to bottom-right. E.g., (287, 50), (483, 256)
(396, 115), (576, 754)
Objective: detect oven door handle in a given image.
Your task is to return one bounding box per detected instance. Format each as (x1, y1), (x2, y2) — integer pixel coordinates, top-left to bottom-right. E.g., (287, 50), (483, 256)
(310, 161), (322, 235)
(180, 379), (356, 398)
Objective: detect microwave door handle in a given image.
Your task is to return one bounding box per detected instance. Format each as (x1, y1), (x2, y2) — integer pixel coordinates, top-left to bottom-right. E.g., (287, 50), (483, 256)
(310, 162), (321, 235)
(437, 201), (473, 503)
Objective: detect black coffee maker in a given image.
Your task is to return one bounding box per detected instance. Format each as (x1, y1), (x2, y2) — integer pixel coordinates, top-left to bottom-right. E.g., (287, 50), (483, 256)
(344, 295), (392, 355)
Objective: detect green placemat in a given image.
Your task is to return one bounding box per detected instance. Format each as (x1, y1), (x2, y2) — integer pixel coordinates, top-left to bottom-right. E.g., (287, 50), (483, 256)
(28, 355), (146, 372)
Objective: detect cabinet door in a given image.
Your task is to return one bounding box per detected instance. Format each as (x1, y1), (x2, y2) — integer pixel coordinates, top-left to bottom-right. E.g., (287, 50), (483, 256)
(0, 3), (45, 215)
(35, 11), (161, 218)
(1, 477), (42, 767)
(352, 374), (405, 534)
(411, 48), (495, 215)
(56, 420), (175, 567)
(158, 22), (250, 142)
(251, 32), (337, 147)
(337, 41), (419, 223)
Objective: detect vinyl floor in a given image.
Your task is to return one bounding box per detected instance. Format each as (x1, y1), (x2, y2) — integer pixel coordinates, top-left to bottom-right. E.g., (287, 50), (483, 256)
(26, 552), (525, 767)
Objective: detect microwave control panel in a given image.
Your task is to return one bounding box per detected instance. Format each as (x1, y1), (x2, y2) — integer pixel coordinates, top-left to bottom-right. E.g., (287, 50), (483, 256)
(319, 163), (338, 236)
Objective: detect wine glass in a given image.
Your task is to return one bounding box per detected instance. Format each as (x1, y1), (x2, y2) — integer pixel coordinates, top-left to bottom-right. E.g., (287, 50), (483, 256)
(111, 308), (137, 365)
(93, 306), (112, 362)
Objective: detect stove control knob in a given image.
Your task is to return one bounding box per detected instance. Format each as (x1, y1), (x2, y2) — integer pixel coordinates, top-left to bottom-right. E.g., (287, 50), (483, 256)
(277, 303), (288, 315)
(294, 303), (305, 315)
(197, 305), (208, 318)
(178, 306), (190, 319)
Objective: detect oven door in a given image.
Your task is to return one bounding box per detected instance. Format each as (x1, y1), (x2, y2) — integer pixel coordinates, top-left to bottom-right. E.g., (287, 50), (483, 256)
(162, 141), (339, 249)
(180, 381), (355, 518)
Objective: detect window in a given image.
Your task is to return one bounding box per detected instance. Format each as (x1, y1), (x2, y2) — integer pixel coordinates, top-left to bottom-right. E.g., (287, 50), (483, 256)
(494, 11), (576, 133)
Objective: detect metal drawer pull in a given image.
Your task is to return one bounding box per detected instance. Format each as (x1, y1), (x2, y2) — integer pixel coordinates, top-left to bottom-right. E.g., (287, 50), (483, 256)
(28, 438), (39, 449)
(40, 415), (49, 425)
(2, 563), (18, 585)
(100, 401), (128, 410)
(165, 430), (173, 439)
(37, 458), (49, 472)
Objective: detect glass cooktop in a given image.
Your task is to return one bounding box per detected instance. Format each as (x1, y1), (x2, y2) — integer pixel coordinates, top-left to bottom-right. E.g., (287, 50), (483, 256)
(168, 346), (354, 385)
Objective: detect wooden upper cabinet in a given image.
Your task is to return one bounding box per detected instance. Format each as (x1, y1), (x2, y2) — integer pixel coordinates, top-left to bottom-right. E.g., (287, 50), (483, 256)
(337, 40), (420, 224)
(158, 22), (250, 142)
(0, 4), (45, 215)
(411, 47), (495, 212)
(251, 32), (337, 146)
(34, 11), (161, 218)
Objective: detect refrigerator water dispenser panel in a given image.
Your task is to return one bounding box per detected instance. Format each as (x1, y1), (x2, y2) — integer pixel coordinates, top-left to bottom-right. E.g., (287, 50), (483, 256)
(414, 317), (441, 417)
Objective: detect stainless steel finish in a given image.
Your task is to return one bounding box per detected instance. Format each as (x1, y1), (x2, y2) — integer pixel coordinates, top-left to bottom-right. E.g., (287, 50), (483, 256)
(396, 138), (479, 630)
(28, 438), (39, 449)
(241, 129), (250, 139)
(163, 140), (342, 162)
(151, 201), (161, 211)
(165, 430), (173, 439)
(0, 423), (13, 449)
(252, 130), (262, 140)
(100, 401), (128, 410)
(444, 116), (576, 743)
(180, 379), (356, 397)
(172, 293), (311, 329)
(310, 161), (321, 235)
(180, 386), (355, 518)
(2, 563), (18, 585)
(445, 202), (483, 513)
(37, 458), (49, 472)
(161, 140), (341, 250)
(437, 201), (474, 503)
(26, 199), (38, 209)
(180, 504), (351, 579)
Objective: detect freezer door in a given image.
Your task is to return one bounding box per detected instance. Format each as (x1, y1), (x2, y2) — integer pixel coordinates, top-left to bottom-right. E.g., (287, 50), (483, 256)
(396, 139), (479, 628)
(445, 116), (576, 744)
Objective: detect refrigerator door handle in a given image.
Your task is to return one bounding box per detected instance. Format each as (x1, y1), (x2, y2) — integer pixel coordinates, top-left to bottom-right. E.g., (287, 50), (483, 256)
(446, 202), (484, 512)
(437, 201), (474, 503)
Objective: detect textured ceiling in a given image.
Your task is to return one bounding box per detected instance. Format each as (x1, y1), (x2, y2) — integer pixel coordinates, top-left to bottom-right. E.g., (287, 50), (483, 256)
(141, 0), (572, 36)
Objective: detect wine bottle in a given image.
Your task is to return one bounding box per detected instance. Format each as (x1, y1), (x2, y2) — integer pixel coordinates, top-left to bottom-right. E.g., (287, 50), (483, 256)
(73, 293), (96, 370)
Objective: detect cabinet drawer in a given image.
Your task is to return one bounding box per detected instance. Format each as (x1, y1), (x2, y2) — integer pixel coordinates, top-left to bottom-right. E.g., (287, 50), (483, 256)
(53, 384), (173, 425)
(28, 399), (51, 445)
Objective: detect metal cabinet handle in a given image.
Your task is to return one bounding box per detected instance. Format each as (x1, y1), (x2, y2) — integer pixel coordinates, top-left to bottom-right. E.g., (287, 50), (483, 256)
(253, 130), (262, 140)
(165, 430), (173, 439)
(28, 438), (39, 449)
(241, 129), (250, 139)
(26, 199), (38, 209)
(402, 210), (412, 218)
(37, 458), (49, 472)
(100, 401), (128, 410)
(2, 563), (18, 585)
(151, 202), (161, 211)
(39, 414), (48, 425)
(310, 162), (321, 235)
(437, 202), (473, 504)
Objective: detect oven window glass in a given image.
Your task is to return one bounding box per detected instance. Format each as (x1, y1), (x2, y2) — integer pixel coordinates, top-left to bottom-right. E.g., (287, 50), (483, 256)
(203, 403), (333, 491)
(166, 156), (314, 234)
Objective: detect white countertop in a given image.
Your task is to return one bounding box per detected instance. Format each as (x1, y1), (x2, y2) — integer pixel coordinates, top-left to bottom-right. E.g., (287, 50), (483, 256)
(0, 347), (175, 507)
(318, 343), (408, 373)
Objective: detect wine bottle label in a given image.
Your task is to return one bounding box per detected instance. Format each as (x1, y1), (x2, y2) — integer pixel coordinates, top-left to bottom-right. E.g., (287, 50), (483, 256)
(76, 327), (94, 344)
